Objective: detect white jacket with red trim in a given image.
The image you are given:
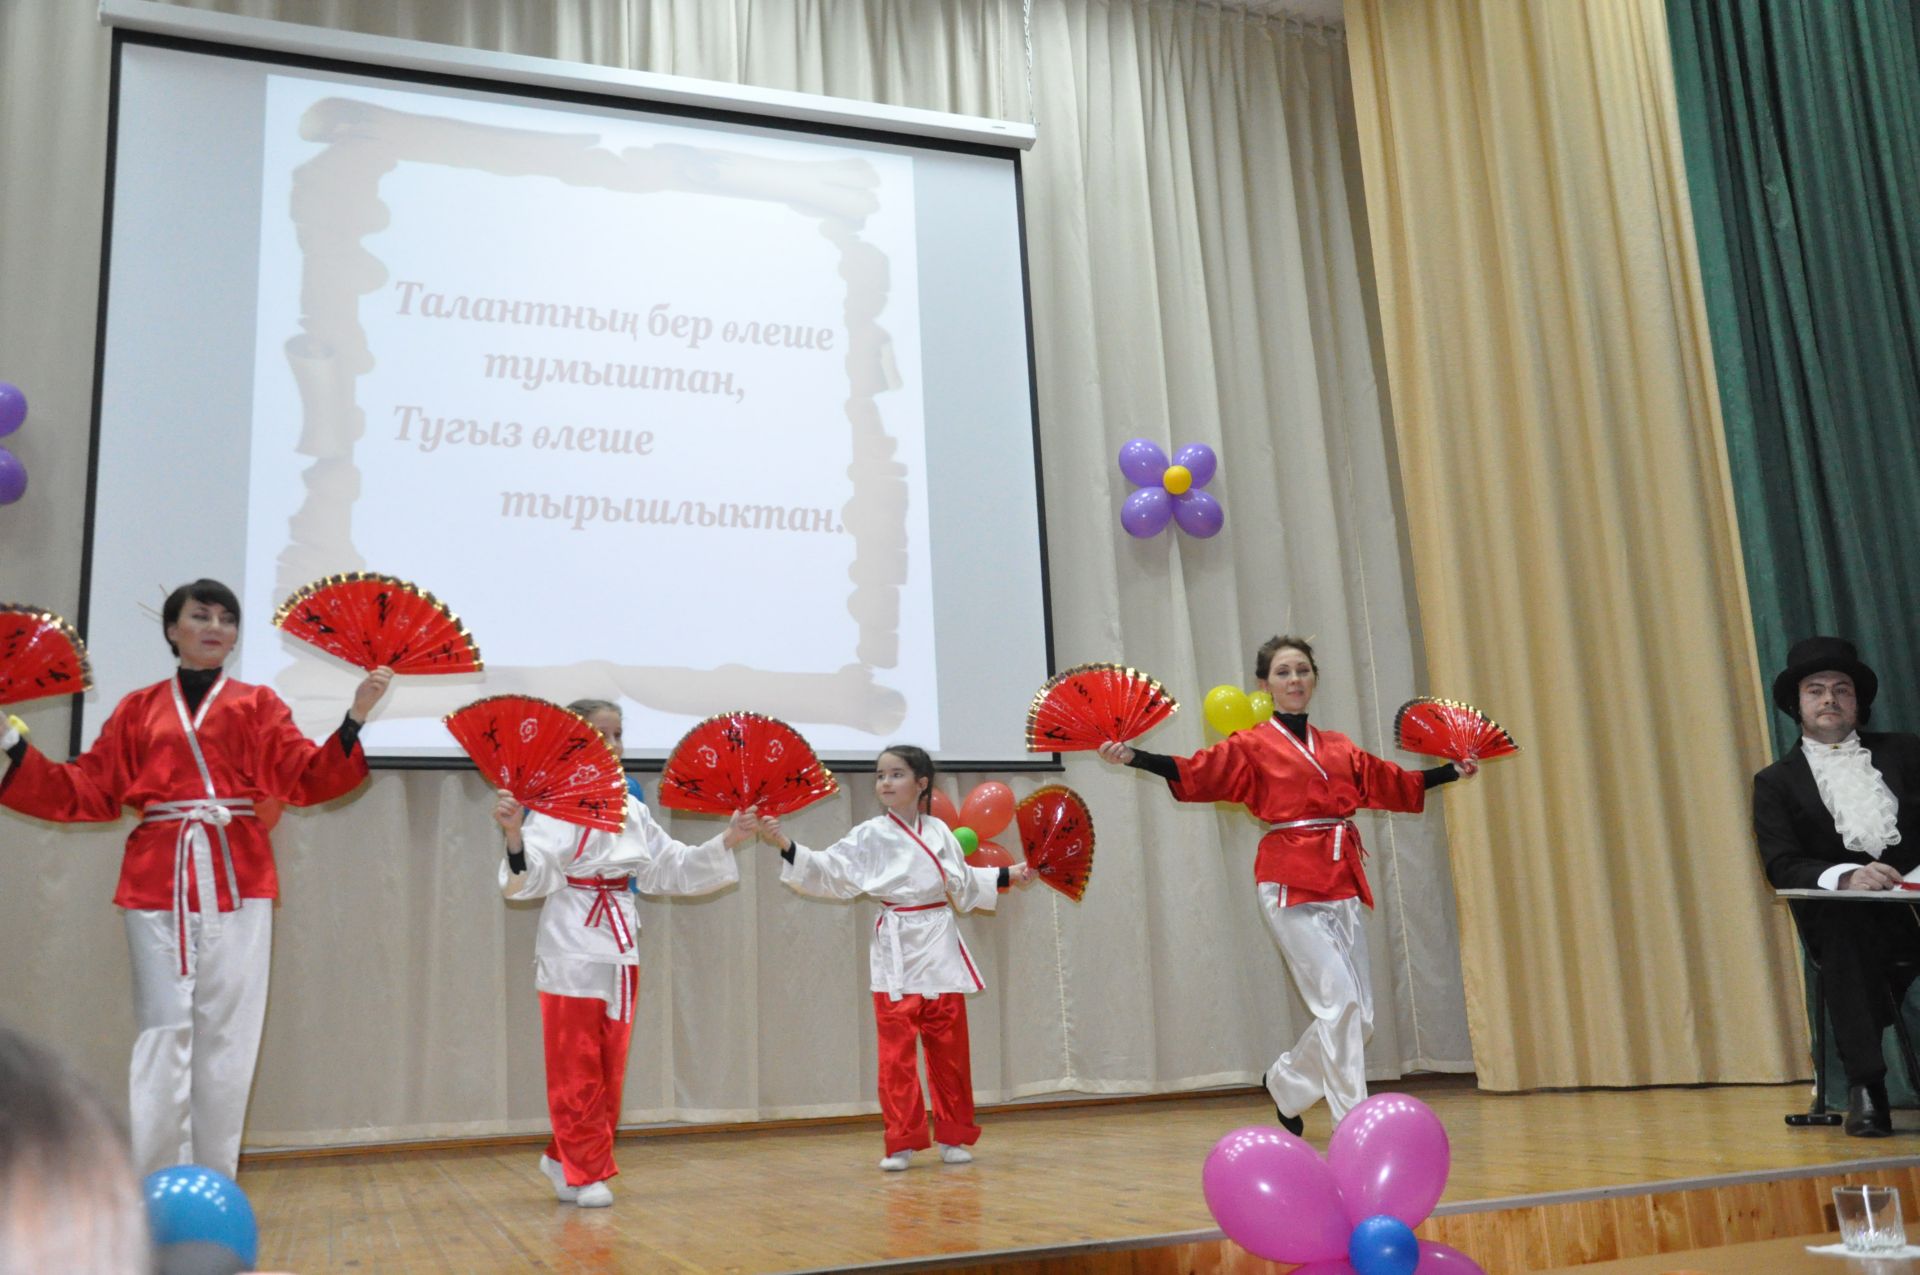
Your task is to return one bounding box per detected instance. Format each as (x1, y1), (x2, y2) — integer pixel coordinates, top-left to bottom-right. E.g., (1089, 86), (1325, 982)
(782, 810), (999, 999)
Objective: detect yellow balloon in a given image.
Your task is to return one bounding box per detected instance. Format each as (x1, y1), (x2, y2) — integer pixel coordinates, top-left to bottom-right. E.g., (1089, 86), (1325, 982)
(1162, 464), (1193, 495)
(1248, 691), (1275, 721)
(1203, 684), (1256, 735)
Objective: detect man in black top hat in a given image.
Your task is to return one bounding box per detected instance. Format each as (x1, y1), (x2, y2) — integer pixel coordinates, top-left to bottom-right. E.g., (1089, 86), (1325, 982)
(1753, 637), (1920, 1136)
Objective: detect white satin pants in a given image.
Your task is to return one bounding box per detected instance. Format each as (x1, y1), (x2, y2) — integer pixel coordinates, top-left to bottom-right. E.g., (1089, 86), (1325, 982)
(1257, 886), (1373, 1125)
(123, 900), (273, 1177)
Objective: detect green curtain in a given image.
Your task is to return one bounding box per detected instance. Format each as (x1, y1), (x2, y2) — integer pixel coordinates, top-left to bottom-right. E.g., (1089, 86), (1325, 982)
(1669, 0), (1920, 1108)
(1668, 0), (1920, 755)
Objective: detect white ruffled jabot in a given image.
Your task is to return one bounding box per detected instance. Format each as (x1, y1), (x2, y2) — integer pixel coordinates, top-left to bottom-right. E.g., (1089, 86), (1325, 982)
(1803, 733), (1902, 856)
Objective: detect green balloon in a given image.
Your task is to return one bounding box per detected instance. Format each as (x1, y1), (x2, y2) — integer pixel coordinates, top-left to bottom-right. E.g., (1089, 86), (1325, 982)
(955, 827), (980, 857)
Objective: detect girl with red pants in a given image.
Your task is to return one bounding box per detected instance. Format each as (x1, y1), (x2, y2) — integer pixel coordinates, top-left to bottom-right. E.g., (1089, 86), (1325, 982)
(493, 699), (755, 1208)
(759, 745), (1033, 1170)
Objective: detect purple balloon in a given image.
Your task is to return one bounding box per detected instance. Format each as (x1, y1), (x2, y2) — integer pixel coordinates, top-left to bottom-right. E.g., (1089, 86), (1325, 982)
(0, 447), (24, 506)
(1417, 1241), (1487, 1274)
(1120, 486), (1173, 538)
(1172, 442), (1217, 488)
(1201, 1125), (1351, 1263)
(1328, 1093), (1451, 1228)
(1117, 437), (1169, 486)
(0, 383), (23, 440)
(1171, 488), (1224, 538)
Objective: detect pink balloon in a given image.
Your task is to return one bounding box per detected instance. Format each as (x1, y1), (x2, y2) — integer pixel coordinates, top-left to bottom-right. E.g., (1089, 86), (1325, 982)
(1201, 1126), (1350, 1263)
(959, 781), (1014, 839)
(1417, 1241), (1486, 1274)
(928, 787), (961, 828)
(1328, 1093), (1451, 1227)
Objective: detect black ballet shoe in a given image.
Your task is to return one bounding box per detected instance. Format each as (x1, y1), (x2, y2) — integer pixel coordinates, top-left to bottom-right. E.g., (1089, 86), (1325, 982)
(1275, 1100), (1304, 1137)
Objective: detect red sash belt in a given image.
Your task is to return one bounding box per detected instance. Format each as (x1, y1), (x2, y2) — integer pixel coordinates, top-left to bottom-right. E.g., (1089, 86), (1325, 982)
(567, 875), (636, 952)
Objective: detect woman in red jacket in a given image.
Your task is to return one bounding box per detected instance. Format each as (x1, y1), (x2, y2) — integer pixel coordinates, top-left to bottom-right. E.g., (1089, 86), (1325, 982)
(1099, 635), (1474, 1134)
(0, 579), (390, 1176)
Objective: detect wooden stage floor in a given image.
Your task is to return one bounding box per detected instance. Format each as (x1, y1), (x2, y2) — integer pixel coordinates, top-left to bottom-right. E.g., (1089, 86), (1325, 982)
(238, 1077), (1917, 1273)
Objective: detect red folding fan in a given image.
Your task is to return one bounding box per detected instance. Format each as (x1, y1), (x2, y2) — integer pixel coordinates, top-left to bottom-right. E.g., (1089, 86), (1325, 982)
(0, 604), (93, 707)
(1025, 663), (1178, 753)
(657, 711), (838, 817)
(444, 695), (626, 832)
(274, 573), (482, 674)
(1015, 785), (1096, 902)
(1393, 697), (1519, 764)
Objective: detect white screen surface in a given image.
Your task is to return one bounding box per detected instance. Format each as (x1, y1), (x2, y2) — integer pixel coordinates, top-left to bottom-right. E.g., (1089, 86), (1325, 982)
(82, 39), (1051, 764)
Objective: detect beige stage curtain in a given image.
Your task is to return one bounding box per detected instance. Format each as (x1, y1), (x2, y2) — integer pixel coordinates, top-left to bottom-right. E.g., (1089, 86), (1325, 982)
(0, 0), (1473, 1149)
(1344, 0), (1805, 1090)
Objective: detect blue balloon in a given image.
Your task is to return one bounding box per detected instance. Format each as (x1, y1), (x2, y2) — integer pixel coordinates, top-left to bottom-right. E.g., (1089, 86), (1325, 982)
(1349, 1214), (1420, 1275)
(144, 1166), (258, 1268)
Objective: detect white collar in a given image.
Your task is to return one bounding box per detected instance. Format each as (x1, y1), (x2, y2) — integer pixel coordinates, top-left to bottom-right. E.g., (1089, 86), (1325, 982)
(1801, 730), (1863, 758)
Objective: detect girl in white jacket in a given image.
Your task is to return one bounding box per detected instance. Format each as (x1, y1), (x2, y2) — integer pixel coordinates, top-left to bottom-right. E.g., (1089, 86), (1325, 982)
(493, 699), (755, 1207)
(759, 745), (1032, 1170)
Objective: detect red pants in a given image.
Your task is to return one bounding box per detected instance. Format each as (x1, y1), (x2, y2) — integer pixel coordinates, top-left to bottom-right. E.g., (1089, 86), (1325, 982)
(540, 970), (638, 1187)
(873, 991), (981, 1155)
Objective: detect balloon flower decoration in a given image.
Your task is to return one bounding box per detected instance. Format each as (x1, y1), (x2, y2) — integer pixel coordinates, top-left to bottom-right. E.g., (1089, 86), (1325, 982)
(1202, 685), (1275, 735)
(1118, 438), (1223, 539)
(930, 781), (1016, 875)
(1202, 1094), (1484, 1275)
(0, 381), (28, 508)
(145, 1164), (260, 1272)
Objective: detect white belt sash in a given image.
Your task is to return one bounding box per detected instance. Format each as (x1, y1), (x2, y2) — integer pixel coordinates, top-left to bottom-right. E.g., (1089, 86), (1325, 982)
(142, 797), (255, 975)
(875, 901), (947, 1001)
(1269, 816), (1358, 862)
(149, 674), (251, 975)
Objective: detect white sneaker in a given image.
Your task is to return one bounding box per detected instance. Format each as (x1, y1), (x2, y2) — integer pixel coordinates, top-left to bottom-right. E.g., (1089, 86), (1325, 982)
(574, 1180), (613, 1208)
(878, 1149), (913, 1171)
(938, 1143), (973, 1164)
(538, 1155), (578, 1202)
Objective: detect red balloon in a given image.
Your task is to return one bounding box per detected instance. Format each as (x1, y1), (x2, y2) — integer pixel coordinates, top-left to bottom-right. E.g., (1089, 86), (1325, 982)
(971, 841), (1015, 869)
(928, 787), (961, 828)
(254, 798), (284, 833)
(972, 840), (1015, 891)
(959, 782), (1014, 839)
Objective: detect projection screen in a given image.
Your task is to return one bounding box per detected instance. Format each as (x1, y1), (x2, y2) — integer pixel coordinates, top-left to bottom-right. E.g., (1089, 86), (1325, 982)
(78, 32), (1052, 766)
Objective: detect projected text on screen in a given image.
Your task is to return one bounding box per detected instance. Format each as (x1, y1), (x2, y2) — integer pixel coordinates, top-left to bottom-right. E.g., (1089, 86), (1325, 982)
(242, 76), (937, 755)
